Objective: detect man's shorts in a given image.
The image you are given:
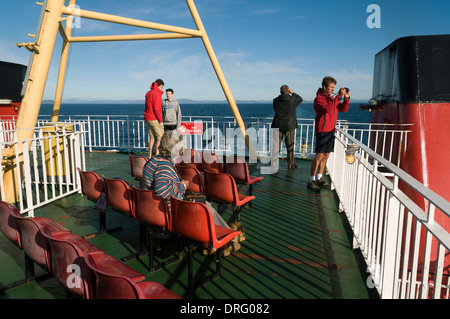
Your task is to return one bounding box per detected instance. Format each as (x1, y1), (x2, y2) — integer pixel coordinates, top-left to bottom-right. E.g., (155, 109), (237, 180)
(315, 131), (335, 154)
(145, 120), (164, 139)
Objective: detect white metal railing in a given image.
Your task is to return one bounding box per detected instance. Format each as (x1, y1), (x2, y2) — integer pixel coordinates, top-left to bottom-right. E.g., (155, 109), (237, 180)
(32, 115), (317, 157)
(33, 115), (411, 166)
(0, 123), (86, 217)
(328, 128), (450, 299)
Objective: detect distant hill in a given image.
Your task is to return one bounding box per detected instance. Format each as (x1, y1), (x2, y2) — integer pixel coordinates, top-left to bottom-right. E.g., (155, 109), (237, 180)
(42, 98), (274, 104)
(42, 97), (369, 105)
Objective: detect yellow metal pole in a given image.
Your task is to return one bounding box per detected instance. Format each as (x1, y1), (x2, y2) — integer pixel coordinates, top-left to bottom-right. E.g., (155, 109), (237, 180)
(69, 33), (196, 43)
(52, 0), (77, 122)
(17, 0), (66, 137)
(61, 5), (202, 37)
(2, 0), (65, 203)
(185, 0), (257, 160)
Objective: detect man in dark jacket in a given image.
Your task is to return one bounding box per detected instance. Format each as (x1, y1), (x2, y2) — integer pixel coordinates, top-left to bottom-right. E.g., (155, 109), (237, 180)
(271, 85), (303, 169)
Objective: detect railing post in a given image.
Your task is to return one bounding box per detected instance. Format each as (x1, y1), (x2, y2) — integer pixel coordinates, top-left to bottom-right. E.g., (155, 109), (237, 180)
(380, 189), (401, 299)
(22, 140), (34, 217)
(87, 116), (92, 152)
(127, 116), (130, 153)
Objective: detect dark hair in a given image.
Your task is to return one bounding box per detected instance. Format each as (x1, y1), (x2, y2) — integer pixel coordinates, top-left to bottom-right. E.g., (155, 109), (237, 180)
(155, 79), (165, 86)
(322, 76), (336, 88)
(166, 88), (174, 94)
(280, 85), (290, 95)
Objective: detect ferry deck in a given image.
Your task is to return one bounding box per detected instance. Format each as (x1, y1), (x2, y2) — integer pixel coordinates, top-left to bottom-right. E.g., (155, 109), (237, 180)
(0, 151), (378, 300)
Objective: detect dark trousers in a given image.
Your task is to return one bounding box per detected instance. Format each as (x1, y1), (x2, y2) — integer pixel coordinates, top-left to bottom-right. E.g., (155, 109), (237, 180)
(278, 130), (296, 168)
(164, 124), (177, 132)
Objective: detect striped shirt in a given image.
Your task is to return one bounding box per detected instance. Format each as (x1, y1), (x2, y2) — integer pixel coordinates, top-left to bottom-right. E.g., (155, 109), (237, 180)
(141, 155), (186, 202)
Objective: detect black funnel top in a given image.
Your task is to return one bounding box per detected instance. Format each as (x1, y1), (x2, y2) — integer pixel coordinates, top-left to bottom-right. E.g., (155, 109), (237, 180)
(372, 35), (450, 103)
(0, 61), (27, 102)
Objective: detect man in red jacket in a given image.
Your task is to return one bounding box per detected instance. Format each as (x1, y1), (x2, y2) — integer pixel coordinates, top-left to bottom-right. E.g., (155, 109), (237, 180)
(144, 79), (165, 158)
(308, 76), (350, 191)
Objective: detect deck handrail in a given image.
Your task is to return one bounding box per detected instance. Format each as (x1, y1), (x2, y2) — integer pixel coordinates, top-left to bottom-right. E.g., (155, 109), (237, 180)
(0, 123), (86, 217)
(23, 115), (412, 166)
(329, 127), (450, 299)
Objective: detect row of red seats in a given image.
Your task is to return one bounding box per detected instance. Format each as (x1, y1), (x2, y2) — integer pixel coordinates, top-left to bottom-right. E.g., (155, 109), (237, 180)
(77, 168), (242, 293)
(130, 149), (264, 196)
(0, 201), (181, 299)
(130, 150), (264, 220)
(129, 149), (223, 181)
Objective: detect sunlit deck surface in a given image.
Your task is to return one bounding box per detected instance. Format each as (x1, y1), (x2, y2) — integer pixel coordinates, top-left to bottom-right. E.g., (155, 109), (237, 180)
(0, 151), (378, 300)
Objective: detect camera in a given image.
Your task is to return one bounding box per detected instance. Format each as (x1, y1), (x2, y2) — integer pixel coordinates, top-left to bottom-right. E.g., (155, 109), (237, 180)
(344, 87), (350, 93)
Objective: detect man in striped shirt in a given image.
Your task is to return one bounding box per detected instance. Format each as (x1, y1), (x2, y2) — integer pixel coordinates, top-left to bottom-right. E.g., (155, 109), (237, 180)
(140, 130), (240, 256)
(141, 130), (188, 207)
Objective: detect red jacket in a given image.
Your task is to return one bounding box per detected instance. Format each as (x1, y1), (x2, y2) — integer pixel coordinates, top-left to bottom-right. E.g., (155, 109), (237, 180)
(314, 88), (350, 133)
(144, 82), (163, 122)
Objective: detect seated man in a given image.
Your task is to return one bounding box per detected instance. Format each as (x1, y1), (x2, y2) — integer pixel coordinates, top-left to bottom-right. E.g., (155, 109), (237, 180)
(141, 130), (240, 255)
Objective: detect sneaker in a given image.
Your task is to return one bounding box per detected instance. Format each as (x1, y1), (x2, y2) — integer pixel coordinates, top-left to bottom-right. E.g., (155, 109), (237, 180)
(317, 178), (330, 188)
(202, 248), (217, 256)
(307, 180), (320, 192)
(224, 242), (241, 252)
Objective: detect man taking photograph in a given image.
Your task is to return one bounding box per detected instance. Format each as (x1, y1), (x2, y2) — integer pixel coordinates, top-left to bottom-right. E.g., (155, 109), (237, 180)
(308, 76), (350, 191)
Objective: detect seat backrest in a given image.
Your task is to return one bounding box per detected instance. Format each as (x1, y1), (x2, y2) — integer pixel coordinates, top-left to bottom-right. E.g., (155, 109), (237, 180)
(180, 149), (202, 171)
(85, 253), (144, 299)
(175, 164), (204, 193)
(171, 197), (214, 246)
(12, 215), (60, 271)
(129, 155), (148, 179)
(223, 156), (248, 183)
(77, 168), (103, 201)
(202, 152), (223, 173)
(102, 175), (135, 218)
(0, 201), (22, 246)
(41, 229), (100, 299)
(203, 170), (237, 204)
(132, 185), (170, 230)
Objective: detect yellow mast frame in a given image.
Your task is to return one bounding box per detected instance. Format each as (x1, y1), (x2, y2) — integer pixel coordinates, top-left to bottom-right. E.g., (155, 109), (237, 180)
(5, 0), (256, 203)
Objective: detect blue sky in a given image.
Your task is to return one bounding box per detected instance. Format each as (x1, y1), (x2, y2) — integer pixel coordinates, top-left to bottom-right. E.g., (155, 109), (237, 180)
(1, 0), (449, 102)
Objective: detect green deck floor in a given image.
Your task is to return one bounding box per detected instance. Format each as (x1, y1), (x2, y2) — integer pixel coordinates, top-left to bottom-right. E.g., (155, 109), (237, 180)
(0, 151), (379, 300)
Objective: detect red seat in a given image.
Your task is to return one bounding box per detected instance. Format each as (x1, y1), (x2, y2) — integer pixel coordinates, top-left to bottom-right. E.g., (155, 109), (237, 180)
(77, 168), (121, 238)
(77, 167), (103, 202)
(85, 252), (182, 299)
(202, 152), (223, 173)
(41, 228), (104, 299)
(102, 175), (135, 218)
(129, 154), (148, 181)
(176, 164), (204, 193)
(103, 175), (144, 262)
(12, 212), (71, 278)
(0, 201), (36, 289)
(223, 156), (264, 201)
(0, 201), (21, 247)
(180, 148), (202, 171)
(171, 197), (240, 293)
(203, 170), (255, 221)
(132, 185), (180, 271)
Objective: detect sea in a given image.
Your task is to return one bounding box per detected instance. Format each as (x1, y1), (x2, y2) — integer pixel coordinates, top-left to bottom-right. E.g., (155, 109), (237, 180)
(39, 101), (371, 123)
